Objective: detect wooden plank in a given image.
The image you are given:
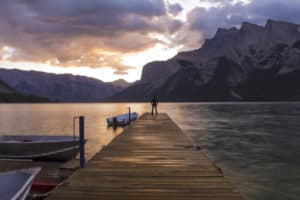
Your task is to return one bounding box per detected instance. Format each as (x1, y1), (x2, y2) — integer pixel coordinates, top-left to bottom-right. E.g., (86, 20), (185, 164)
(47, 113), (243, 200)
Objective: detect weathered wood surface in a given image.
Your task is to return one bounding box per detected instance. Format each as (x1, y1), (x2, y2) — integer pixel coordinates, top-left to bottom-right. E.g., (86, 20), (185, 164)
(47, 113), (242, 200)
(0, 159), (77, 182)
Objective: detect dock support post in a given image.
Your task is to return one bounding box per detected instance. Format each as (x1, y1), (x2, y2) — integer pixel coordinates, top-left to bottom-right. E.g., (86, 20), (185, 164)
(79, 116), (86, 168)
(128, 107), (131, 125)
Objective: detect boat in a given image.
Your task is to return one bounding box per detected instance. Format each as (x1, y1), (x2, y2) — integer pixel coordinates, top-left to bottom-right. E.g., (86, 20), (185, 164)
(107, 112), (138, 127)
(0, 135), (85, 161)
(0, 167), (41, 200)
(28, 180), (65, 200)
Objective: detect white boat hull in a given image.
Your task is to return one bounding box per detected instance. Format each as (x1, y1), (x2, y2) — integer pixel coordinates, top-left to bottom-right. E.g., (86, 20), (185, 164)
(0, 135), (83, 161)
(0, 167), (41, 200)
(107, 112), (138, 127)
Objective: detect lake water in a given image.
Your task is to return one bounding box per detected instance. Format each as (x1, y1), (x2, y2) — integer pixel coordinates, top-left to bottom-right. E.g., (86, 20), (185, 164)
(0, 102), (299, 199)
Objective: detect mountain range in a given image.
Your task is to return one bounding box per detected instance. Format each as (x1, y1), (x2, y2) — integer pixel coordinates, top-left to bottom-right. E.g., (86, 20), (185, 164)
(1, 19), (300, 102)
(110, 19), (300, 101)
(0, 69), (129, 102)
(0, 79), (49, 102)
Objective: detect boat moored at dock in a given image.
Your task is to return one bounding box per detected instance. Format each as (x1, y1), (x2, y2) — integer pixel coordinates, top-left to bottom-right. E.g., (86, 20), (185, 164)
(0, 135), (85, 161)
(106, 112), (138, 127)
(0, 167), (41, 200)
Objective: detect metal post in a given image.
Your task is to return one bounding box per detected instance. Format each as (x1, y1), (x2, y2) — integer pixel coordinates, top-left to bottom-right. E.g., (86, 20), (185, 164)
(79, 116), (86, 168)
(128, 107), (131, 125)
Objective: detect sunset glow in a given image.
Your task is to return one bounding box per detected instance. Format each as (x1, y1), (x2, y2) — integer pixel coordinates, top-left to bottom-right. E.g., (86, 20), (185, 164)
(0, 0), (298, 82)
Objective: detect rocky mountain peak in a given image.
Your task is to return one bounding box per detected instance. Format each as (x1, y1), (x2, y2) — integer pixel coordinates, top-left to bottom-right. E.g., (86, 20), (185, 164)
(261, 19), (300, 47)
(240, 22), (263, 32)
(266, 19), (296, 29)
(111, 19), (300, 102)
(110, 79), (131, 88)
(215, 27), (238, 37)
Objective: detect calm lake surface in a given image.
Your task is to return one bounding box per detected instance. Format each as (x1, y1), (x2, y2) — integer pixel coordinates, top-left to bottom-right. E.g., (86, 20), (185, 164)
(0, 102), (299, 199)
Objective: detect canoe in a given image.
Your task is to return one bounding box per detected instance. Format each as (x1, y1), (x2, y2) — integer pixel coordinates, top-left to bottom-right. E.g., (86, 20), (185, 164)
(0, 167), (41, 200)
(0, 135), (85, 161)
(28, 180), (65, 200)
(106, 112), (138, 127)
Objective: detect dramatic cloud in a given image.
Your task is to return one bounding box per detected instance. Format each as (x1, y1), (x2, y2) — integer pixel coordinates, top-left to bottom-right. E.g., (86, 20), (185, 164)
(167, 3), (183, 16)
(187, 0), (300, 38)
(0, 0), (299, 81)
(0, 0), (182, 74)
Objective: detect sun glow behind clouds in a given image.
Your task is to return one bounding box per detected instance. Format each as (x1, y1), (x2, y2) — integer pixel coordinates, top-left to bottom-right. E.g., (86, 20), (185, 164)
(0, 33), (182, 82)
(0, 60), (138, 82)
(1, 46), (15, 60)
(0, 1), (201, 82)
(0, 43), (175, 82)
(122, 34), (182, 74)
(0, 42), (179, 82)
(0, 0), (254, 82)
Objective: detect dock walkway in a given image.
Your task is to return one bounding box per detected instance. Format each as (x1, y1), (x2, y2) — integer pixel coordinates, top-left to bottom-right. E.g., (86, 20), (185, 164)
(47, 113), (242, 200)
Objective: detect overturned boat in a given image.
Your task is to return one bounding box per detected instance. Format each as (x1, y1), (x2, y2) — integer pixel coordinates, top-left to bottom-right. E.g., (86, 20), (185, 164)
(0, 135), (84, 161)
(107, 112), (138, 127)
(0, 167), (41, 200)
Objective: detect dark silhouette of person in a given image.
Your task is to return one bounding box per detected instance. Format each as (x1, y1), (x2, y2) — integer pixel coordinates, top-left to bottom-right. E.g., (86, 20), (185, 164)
(151, 96), (158, 115)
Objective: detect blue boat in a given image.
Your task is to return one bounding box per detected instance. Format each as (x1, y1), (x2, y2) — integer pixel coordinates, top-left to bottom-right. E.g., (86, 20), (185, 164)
(106, 112), (138, 127)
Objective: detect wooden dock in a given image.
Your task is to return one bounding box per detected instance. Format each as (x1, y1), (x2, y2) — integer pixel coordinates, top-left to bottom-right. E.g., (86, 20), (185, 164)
(47, 113), (243, 200)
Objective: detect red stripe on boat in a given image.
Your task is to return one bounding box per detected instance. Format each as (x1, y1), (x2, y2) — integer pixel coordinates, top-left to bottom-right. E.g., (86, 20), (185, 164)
(31, 181), (59, 192)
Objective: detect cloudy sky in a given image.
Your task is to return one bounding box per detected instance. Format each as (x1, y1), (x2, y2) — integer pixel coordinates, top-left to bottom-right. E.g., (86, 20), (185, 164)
(1, 0), (300, 82)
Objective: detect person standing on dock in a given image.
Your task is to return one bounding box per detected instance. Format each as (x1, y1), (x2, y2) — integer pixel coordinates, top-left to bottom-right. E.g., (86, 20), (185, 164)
(151, 96), (158, 115)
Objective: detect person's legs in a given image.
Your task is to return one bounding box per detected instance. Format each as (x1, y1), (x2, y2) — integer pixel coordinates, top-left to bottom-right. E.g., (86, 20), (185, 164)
(155, 105), (158, 115)
(151, 105), (154, 114)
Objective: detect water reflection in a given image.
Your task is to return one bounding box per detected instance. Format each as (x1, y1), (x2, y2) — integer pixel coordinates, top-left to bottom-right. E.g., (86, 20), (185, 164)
(0, 103), (150, 160)
(166, 102), (300, 200)
(0, 102), (299, 199)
